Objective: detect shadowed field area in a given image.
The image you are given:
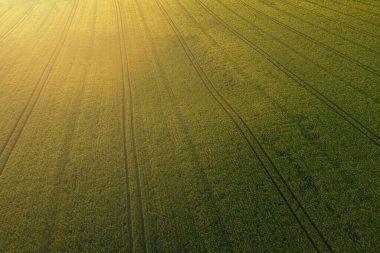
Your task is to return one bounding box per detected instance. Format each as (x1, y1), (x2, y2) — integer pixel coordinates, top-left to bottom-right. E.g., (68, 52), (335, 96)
(0, 0), (379, 252)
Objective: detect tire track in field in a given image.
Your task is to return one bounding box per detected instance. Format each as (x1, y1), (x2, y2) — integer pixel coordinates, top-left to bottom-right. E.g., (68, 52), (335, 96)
(40, 0), (95, 250)
(259, 1), (379, 55)
(0, 5), (34, 42)
(40, 61), (86, 253)
(174, 0), (377, 213)
(355, 0), (380, 9)
(174, 0), (304, 114)
(174, 0), (333, 137)
(282, 0), (380, 41)
(217, 0), (380, 104)
(303, 0), (379, 27)
(0, 0), (79, 175)
(204, 0), (380, 147)
(154, 0), (332, 252)
(114, 1), (133, 251)
(0, 5), (56, 75)
(330, 0), (380, 17)
(135, 1), (232, 250)
(238, 0), (380, 77)
(173, 0), (375, 153)
(114, 0), (147, 252)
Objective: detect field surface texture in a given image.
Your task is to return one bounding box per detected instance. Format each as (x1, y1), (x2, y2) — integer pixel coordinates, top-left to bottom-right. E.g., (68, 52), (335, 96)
(0, 0), (379, 252)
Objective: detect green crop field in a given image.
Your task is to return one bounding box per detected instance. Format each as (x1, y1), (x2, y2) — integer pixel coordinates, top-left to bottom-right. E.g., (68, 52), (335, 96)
(0, 0), (379, 252)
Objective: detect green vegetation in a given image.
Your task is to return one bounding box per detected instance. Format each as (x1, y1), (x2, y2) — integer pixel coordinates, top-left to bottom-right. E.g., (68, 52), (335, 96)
(0, 0), (379, 252)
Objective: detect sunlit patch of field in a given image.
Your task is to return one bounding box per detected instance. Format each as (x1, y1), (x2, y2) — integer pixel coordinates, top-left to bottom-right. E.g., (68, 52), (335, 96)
(0, 0), (379, 252)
